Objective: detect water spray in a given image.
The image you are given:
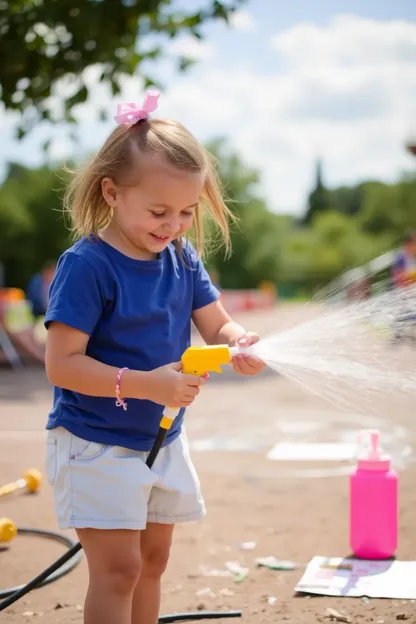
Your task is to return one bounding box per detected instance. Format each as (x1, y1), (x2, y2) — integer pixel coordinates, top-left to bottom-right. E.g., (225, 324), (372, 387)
(235, 285), (416, 418)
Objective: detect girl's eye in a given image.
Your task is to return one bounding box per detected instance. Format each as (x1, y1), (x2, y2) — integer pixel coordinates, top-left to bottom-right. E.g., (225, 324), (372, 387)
(151, 210), (193, 217)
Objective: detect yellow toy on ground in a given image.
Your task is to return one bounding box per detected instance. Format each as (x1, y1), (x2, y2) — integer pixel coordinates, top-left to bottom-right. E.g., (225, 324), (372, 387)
(0, 469), (42, 498)
(0, 518), (17, 542)
(0, 470), (42, 543)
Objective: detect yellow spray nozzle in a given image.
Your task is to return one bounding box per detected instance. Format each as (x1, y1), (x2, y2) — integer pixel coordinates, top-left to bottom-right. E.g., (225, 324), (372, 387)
(181, 345), (232, 375)
(160, 345), (232, 430)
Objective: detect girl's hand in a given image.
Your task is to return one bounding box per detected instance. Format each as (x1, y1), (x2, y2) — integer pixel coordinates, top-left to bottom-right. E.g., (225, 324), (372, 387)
(232, 332), (265, 376)
(144, 362), (208, 407)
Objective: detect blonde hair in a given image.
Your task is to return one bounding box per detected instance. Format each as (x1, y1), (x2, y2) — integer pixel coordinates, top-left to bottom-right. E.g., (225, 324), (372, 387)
(63, 118), (234, 258)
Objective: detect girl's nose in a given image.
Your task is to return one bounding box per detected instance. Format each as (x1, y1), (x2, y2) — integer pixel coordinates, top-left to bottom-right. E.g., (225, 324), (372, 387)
(166, 217), (180, 233)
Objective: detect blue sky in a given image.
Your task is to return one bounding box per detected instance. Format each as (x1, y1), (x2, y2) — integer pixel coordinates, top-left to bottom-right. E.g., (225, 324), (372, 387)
(1, 0), (416, 216)
(183, 0), (416, 68)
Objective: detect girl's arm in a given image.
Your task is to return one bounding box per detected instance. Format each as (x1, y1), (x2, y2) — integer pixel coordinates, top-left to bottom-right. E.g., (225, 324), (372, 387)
(46, 322), (206, 406)
(46, 322), (149, 399)
(192, 300), (265, 376)
(192, 300), (245, 347)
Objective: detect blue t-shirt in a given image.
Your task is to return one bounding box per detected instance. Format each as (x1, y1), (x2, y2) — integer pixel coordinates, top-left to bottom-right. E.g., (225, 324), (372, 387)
(44, 236), (219, 451)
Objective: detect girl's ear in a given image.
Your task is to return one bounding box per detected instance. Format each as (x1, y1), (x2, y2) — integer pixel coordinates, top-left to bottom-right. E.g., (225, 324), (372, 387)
(101, 177), (118, 207)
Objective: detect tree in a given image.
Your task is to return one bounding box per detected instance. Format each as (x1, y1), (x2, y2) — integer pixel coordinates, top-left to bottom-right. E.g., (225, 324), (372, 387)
(0, 163), (70, 287)
(282, 211), (392, 290)
(302, 159), (330, 225)
(358, 176), (416, 240)
(327, 183), (364, 216)
(312, 210), (390, 269)
(0, 0), (244, 137)
(204, 138), (289, 289)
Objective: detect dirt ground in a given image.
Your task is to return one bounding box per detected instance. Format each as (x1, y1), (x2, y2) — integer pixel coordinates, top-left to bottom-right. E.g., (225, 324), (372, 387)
(1, 303), (415, 623)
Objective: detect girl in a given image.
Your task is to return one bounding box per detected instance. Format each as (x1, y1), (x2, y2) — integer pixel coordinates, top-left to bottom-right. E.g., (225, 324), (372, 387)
(44, 90), (265, 624)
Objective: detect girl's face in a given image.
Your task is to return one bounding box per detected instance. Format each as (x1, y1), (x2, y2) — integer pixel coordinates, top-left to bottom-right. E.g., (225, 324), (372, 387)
(102, 155), (204, 258)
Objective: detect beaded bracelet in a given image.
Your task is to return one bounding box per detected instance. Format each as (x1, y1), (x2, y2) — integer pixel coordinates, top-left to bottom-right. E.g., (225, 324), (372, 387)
(115, 367), (129, 411)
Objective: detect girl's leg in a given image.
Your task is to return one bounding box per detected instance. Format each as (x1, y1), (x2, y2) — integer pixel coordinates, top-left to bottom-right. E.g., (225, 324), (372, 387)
(131, 522), (174, 624)
(77, 528), (142, 624)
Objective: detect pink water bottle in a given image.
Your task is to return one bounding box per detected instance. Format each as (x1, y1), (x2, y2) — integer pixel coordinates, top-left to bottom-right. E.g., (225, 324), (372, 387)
(349, 429), (398, 559)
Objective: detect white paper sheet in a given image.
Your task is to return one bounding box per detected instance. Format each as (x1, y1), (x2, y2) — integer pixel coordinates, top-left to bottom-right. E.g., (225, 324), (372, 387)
(295, 556), (416, 599)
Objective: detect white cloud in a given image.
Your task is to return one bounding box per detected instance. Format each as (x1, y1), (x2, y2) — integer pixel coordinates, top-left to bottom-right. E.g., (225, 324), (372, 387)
(167, 36), (215, 61)
(48, 136), (75, 161)
(228, 10), (256, 31)
(1, 14), (416, 217)
(270, 15), (416, 70)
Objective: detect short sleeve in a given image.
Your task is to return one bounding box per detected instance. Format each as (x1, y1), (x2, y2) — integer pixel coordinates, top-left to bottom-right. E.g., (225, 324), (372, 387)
(185, 244), (220, 311)
(44, 253), (104, 335)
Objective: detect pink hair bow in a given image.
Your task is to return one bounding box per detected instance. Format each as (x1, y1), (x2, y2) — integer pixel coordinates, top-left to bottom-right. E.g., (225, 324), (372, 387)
(113, 89), (160, 126)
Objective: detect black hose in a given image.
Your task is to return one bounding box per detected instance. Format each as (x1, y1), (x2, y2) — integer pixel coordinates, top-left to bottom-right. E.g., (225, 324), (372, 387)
(0, 533), (241, 622)
(146, 426), (168, 469)
(0, 528), (82, 606)
(159, 612), (241, 623)
(0, 430), (242, 620)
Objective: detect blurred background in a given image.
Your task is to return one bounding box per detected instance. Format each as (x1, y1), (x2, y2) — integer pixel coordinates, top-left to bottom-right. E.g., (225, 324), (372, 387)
(0, 0), (415, 360)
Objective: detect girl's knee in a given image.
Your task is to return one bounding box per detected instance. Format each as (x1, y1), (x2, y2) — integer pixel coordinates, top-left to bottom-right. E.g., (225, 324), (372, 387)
(141, 523), (174, 577)
(141, 544), (171, 577)
(93, 553), (142, 593)
(79, 529), (142, 594)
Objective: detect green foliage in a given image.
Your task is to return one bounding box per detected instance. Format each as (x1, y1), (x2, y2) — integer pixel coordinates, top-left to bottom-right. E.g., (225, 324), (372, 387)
(0, 0), (243, 136)
(0, 163), (70, 287)
(359, 178), (416, 238)
(204, 139), (291, 289)
(282, 211), (392, 290)
(327, 184), (364, 216)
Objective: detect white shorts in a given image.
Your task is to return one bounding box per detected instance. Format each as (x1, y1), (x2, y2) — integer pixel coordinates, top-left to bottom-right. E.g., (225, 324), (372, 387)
(45, 426), (205, 530)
